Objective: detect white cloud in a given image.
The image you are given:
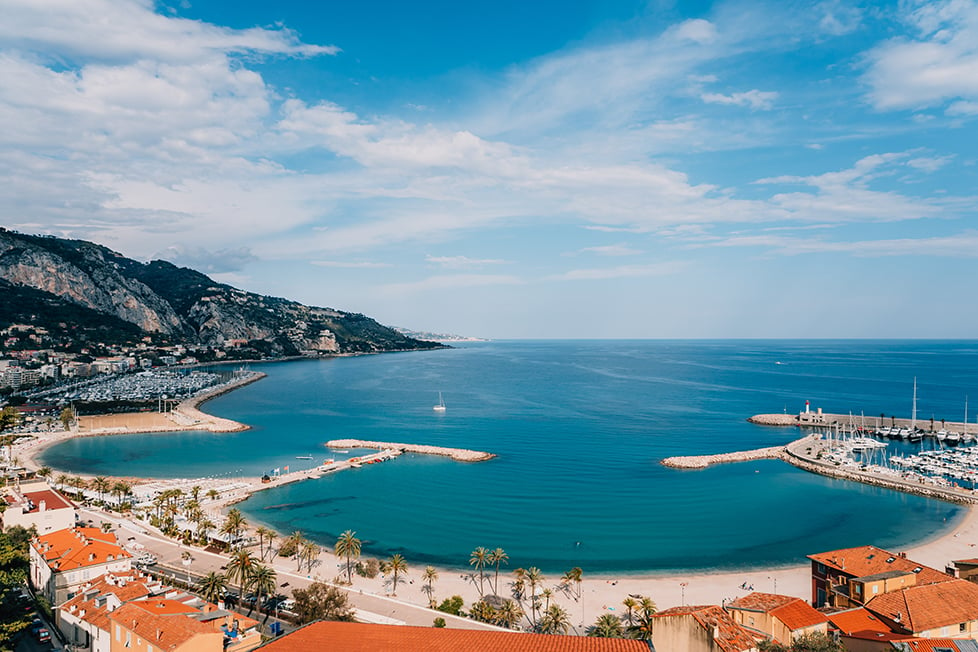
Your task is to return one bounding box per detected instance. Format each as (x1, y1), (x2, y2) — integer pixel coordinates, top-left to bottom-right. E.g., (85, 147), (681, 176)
(701, 89), (779, 109)
(907, 155), (954, 172)
(0, 0), (338, 63)
(425, 255), (507, 268)
(861, 0), (978, 112)
(311, 260), (392, 268)
(702, 231), (978, 258)
(547, 262), (684, 281)
(380, 274), (523, 294)
(576, 244), (643, 257)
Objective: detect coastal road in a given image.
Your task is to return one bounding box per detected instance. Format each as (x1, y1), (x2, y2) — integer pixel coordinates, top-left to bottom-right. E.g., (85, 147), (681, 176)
(78, 508), (501, 632)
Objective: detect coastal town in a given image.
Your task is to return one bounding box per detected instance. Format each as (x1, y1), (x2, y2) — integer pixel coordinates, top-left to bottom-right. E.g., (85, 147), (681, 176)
(6, 368), (978, 651)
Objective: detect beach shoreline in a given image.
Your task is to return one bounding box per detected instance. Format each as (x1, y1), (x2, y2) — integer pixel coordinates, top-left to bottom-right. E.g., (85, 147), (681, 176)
(12, 371), (978, 628)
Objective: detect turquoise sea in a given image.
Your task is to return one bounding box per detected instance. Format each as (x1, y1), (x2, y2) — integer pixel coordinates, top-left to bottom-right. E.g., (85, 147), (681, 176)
(41, 340), (978, 574)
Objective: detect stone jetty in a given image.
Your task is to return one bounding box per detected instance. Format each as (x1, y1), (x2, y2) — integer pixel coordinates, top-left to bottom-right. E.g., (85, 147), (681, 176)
(660, 441), (806, 469)
(749, 408), (977, 435)
(326, 439), (495, 462)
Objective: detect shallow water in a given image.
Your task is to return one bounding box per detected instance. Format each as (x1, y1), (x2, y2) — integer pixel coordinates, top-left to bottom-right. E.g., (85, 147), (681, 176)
(42, 340), (977, 573)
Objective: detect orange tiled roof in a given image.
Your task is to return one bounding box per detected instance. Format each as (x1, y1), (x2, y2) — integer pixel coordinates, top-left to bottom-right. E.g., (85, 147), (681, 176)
(891, 638), (978, 651)
(866, 578), (978, 633)
(33, 527), (131, 571)
(136, 599), (198, 616)
(727, 593), (797, 613)
(828, 607), (893, 636)
(654, 605), (757, 652)
(109, 603), (219, 652)
(60, 573), (152, 630)
(258, 621), (651, 651)
(808, 545), (951, 586)
(770, 600), (829, 631)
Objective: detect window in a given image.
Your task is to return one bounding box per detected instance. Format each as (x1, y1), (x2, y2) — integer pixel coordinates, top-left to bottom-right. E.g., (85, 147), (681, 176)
(961, 623), (968, 633)
(116, 625), (121, 642)
(125, 631), (131, 648)
(872, 585), (879, 594)
(817, 563), (826, 574)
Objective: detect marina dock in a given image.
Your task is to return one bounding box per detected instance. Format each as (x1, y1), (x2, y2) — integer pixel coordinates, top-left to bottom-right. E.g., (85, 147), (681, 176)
(749, 408), (977, 435)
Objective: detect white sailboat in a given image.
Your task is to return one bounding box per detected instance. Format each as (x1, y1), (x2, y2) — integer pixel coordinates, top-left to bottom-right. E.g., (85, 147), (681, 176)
(433, 392), (446, 412)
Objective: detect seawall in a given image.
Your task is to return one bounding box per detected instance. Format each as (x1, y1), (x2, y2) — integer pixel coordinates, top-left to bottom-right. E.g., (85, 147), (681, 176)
(326, 439), (495, 462)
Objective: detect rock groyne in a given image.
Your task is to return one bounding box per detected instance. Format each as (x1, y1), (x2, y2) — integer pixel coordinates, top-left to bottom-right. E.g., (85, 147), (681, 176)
(326, 439), (495, 462)
(660, 442), (802, 469)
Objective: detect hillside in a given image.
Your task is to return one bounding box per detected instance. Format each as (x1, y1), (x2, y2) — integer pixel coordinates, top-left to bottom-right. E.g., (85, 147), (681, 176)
(0, 228), (441, 356)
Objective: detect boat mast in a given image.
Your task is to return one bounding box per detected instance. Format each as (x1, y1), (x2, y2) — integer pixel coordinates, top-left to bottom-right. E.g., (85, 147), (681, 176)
(911, 377), (917, 431)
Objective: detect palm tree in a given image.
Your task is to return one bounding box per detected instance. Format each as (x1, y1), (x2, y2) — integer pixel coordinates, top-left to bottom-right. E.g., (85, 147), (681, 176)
(225, 549), (257, 591)
(90, 476), (110, 501)
(190, 485), (202, 503)
(488, 547), (508, 596)
(37, 466), (52, 480)
(541, 587), (554, 613)
(512, 568), (526, 600)
(111, 480), (131, 504)
(422, 566), (439, 607)
(539, 604), (570, 634)
(564, 567), (583, 599)
(55, 473), (69, 491)
(387, 553), (408, 596)
(196, 571), (228, 604)
(206, 488), (220, 501)
(221, 509), (246, 550)
(469, 546), (489, 596)
(246, 563), (277, 620)
(334, 530), (361, 585)
(622, 596), (637, 626)
(301, 541), (320, 573)
(627, 596), (657, 640)
(587, 613), (624, 637)
(196, 516), (215, 545)
(495, 599), (524, 629)
(255, 526), (273, 561)
(526, 567), (543, 627)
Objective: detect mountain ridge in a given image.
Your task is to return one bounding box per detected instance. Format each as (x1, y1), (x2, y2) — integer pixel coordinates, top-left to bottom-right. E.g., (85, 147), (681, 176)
(0, 228), (440, 357)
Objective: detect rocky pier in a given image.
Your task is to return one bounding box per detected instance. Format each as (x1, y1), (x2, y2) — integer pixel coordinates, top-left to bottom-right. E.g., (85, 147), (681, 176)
(326, 439), (495, 462)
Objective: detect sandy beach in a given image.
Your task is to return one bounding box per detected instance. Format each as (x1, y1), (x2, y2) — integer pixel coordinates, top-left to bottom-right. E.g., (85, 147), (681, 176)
(10, 377), (978, 630)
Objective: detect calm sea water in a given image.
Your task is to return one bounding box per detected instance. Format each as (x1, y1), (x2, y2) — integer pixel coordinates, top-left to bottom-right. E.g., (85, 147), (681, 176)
(42, 340), (978, 574)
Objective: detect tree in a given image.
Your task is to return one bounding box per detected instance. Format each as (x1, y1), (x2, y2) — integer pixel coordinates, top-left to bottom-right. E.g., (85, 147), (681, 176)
(37, 466), (52, 480)
(759, 632), (845, 652)
(469, 547), (489, 596)
(58, 406), (73, 430)
(246, 563), (277, 619)
(526, 567), (543, 627)
(588, 613), (625, 637)
(291, 581), (355, 624)
(495, 599), (523, 629)
(1, 407), (22, 432)
(90, 476), (110, 501)
(195, 516), (214, 545)
(334, 530), (361, 585)
(221, 508), (246, 550)
(622, 596), (637, 626)
(437, 595), (464, 616)
(387, 553), (408, 596)
(564, 566), (583, 599)
(469, 599), (496, 623)
(0, 525), (33, 648)
(511, 568), (526, 600)
(301, 541), (320, 573)
(206, 488), (220, 501)
(111, 480), (131, 504)
(255, 526), (274, 561)
(488, 547), (509, 596)
(225, 550), (257, 591)
(196, 571), (228, 604)
(539, 604), (570, 635)
(422, 566), (439, 607)
(627, 599), (657, 641)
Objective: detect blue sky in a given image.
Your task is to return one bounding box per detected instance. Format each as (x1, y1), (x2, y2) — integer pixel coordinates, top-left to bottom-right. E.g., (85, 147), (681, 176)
(1, 0), (977, 338)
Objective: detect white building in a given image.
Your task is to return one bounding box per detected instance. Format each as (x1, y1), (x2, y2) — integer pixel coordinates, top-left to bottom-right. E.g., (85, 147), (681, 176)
(1, 479), (76, 534)
(30, 527), (132, 605)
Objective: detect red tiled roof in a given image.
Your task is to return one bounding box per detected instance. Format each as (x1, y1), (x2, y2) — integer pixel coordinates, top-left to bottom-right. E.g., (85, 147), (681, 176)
(866, 578), (978, 633)
(33, 527), (131, 572)
(828, 607), (893, 636)
(259, 621), (651, 651)
(727, 593), (797, 613)
(770, 600), (829, 631)
(808, 545), (950, 586)
(654, 605), (757, 652)
(109, 603), (219, 652)
(135, 599), (198, 616)
(60, 574), (152, 630)
(892, 638), (978, 651)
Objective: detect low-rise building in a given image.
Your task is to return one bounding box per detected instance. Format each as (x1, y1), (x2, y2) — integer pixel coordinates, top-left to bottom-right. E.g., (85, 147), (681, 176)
(1, 479), (76, 534)
(650, 604), (758, 652)
(826, 607), (907, 652)
(864, 578), (978, 639)
(57, 571), (260, 652)
(726, 592), (829, 645)
(258, 621), (651, 651)
(30, 527), (132, 604)
(808, 545), (952, 609)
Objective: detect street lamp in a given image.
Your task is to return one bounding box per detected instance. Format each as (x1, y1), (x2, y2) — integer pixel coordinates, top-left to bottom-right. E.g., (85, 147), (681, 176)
(680, 582), (688, 606)
(768, 575), (777, 594)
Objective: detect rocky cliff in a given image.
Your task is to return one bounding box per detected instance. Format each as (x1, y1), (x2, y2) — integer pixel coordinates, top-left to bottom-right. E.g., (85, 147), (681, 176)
(0, 229), (440, 356)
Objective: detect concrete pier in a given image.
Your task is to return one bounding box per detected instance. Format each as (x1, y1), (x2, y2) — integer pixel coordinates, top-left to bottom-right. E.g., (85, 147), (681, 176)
(326, 439), (495, 462)
(749, 409), (977, 435)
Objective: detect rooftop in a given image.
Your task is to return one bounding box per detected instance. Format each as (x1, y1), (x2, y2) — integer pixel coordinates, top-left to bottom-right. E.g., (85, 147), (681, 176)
(654, 605), (757, 652)
(258, 621), (651, 651)
(32, 527), (131, 572)
(809, 545), (951, 586)
(866, 578), (978, 633)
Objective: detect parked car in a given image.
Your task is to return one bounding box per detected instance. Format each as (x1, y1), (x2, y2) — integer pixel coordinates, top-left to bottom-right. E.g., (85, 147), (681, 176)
(35, 627), (51, 643)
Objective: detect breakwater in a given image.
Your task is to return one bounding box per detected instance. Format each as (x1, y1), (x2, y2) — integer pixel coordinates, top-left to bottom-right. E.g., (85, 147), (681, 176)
(325, 439), (495, 462)
(661, 444), (791, 469)
(749, 409), (977, 434)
